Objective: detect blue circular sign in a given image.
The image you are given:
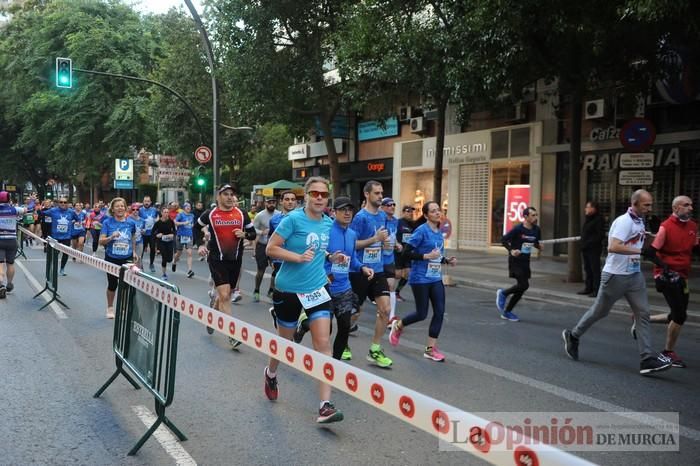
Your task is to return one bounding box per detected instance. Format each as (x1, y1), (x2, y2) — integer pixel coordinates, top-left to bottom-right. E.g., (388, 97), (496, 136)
(620, 118), (656, 152)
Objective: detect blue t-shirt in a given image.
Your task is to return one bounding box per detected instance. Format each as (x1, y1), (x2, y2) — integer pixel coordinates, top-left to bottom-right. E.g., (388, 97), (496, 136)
(407, 223), (445, 285)
(175, 212), (195, 238)
(45, 207), (79, 240)
(350, 208), (388, 273)
(131, 216), (145, 244)
(383, 215), (399, 265)
(101, 216), (137, 259)
(72, 209), (86, 232)
(273, 208), (331, 294)
(139, 206), (158, 235)
(268, 211), (287, 265)
(324, 221), (363, 295)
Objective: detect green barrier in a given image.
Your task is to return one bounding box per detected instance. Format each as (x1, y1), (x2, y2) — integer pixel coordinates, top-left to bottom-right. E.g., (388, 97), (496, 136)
(32, 237), (69, 311)
(94, 266), (186, 456)
(15, 226), (27, 260)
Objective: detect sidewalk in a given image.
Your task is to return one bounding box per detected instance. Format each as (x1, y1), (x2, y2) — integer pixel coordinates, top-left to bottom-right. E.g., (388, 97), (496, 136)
(443, 248), (700, 323)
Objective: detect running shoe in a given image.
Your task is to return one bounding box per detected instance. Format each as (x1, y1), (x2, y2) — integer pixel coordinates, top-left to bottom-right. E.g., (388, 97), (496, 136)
(317, 402), (344, 424)
(187, 270), (194, 278)
(149, 264), (156, 273)
(630, 318), (637, 340)
(267, 289), (274, 298)
(395, 294), (405, 303)
(206, 326), (214, 335)
(370, 300), (376, 305)
(640, 354), (672, 375)
(253, 291), (260, 303)
(500, 311), (519, 322)
(198, 256), (205, 261)
(106, 307), (115, 319)
(264, 367), (278, 400)
(5, 283), (13, 293)
(661, 350), (686, 368)
(229, 337), (242, 349)
(161, 274), (168, 281)
(367, 346), (393, 368)
(0, 285), (6, 299)
(269, 306), (278, 329)
(389, 320), (402, 346)
(232, 289), (242, 303)
(172, 263), (177, 272)
(59, 268), (66, 277)
(562, 329), (579, 361)
(423, 346), (446, 362)
(386, 315), (399, 329)
(348, 323), (359, 334)
(293, 315), (309, 344)
(496, 289), (506, 313)
(341, 346), (352, 360)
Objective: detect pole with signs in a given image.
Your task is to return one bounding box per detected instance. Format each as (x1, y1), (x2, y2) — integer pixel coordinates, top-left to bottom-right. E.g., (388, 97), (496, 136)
(114, 159), (134, 191)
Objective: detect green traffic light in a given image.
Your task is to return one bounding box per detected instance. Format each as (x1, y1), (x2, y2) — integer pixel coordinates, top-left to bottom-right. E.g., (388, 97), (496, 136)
(196, 178), (205, 187)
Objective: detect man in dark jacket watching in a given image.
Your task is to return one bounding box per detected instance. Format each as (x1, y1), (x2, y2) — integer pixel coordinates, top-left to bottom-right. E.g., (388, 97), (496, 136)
(579, 201), (604, 297)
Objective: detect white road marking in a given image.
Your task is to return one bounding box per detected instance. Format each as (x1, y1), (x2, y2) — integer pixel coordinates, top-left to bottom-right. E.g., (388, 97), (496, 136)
(131, 405), (197, 465)
(359, 327), (700, 443)
(15, 259), (68, 319)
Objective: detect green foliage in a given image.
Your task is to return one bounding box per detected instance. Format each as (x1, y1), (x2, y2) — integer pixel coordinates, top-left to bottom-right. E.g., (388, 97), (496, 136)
(236, 123), (292, 195)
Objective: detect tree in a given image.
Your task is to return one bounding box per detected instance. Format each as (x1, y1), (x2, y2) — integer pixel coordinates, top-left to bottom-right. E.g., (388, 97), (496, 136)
(210, 0), (357, 197)
(236, 123), (293, 195)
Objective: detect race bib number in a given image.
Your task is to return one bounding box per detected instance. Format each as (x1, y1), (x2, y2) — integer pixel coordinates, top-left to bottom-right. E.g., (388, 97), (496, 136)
(426, 261), (442, 278)
(363, 246), (381, 264)
(73, 221), (83, 229)
(521, 242), (534, 254)
(178, 235), (192, 244)
(161, 234), (174, 242)
(145, 218), (155, 229)
(383, 235), (395, 252)
(402, 233), (412, 243)
(45, 217), (52, 223)
(627, 257), (641, 273)
(57, 223), (68, 233)
(113, 240), (129, 256)
(331, 255), (350, 275)
(297, 287), (331, 310)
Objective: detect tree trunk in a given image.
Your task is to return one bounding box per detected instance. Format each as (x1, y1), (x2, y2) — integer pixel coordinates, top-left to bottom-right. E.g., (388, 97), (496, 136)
(567, 88), (583, 282)
(319, 112), (341, 198)
(432, 99), (447, 204)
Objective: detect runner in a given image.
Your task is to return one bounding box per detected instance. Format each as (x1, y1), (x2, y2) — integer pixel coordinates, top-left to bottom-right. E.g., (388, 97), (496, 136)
(380, 197), (401, 324)
(389, 201), (457, 362)
(496, 207), (542, 322)
(0, 191), (25, 298)
(87, 203), (106, 256)
(252, 196), (279, 302)
(394, 205), (416, 302)
(38, 199), (53, 251)
(70, 202), (87, 258)
(197, 185), (256, 346)
(99, 197), (138, 318)
(44, 196), (80, 276)
(139, 196), (159, 273)
(267, 190), (297, 326)
(173, 202), (195, 278)
(263, 176), (344, 423)
(349, 180), (393, 368)
(153, 206), (176, 281)
(21, 195), (36, 247)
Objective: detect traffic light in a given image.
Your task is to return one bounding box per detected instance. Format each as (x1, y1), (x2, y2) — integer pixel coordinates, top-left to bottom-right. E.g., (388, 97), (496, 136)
(196, 165), (206, 187)
(196, 177), (205, 187)
(56, 57), (72, 88)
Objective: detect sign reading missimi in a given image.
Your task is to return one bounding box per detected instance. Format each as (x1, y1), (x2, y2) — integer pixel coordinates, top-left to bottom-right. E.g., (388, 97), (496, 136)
(115, 159), (134, 181)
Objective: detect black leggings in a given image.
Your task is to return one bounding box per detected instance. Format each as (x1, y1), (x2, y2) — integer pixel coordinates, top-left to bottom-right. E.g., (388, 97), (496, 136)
(402, 281), (446, 339)
(57, 238), (71, 269)
(503, 269), (530, 312)
(159, 240), (174, 267)
(330, 289), (356, 359)
(90, 229), (100, 253)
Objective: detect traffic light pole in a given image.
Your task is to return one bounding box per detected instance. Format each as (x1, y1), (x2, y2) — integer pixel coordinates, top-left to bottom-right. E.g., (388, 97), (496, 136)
(184, 0), (218, 199)
(72, 67), (206, 145)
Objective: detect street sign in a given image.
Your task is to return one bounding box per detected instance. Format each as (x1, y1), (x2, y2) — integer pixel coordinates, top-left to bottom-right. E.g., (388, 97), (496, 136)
(619, 153), (654, 169)
(619, 118), (656, 152)
(194, 145), (212, 164)
(115, 158), (133, 181)
(619, 170), (654, 186)
(114, 180), (134, 189)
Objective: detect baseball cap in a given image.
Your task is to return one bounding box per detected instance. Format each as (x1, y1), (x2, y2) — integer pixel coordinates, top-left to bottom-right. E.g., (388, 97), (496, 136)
(217, 183), (236, 195)
(264, 196), (277, 202)
(0, 191), (9, 203)
(381, 197), (395, 206)
(333, 196), (354, 210)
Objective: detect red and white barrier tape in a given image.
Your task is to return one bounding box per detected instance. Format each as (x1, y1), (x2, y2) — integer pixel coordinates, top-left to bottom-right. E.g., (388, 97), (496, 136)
(19, 226), (594, 466)
(18, 226), (47, 244)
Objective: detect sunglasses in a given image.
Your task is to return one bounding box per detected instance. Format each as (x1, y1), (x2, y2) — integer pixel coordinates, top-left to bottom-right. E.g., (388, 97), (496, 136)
(307, 190), (330, 199)
(403, 208), (415, 212)
(336, 206), (354, 213)
(59, 201), (67, 204)
(384, 203), (396, 207)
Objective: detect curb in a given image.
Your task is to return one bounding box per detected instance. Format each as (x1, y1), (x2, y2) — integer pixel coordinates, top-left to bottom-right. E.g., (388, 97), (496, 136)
(447, 275), (700, 325)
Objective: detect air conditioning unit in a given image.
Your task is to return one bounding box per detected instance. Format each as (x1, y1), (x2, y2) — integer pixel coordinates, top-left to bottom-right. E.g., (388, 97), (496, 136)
(399, 106), (413, 121)
(585, 99), (605, 119)
(410, 116), (426, 133)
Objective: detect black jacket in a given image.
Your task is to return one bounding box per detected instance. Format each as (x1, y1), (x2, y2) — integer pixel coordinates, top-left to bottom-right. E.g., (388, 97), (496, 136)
(581, 213), (604, 252)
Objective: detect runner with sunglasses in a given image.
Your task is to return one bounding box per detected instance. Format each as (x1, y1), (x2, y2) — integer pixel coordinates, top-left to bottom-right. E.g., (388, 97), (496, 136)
(380, 197), (401, 325)
(395, 205), (417, 302)
(263, 177), (344, 423)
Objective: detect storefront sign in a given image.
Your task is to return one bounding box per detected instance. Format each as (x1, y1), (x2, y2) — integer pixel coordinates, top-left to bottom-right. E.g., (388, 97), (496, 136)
(619, 153), (654, 168)
(581, 147), (679, 170)
(309, 139), (343, 158)
(503, 184), (530, 235)
(619, 170), (654, 185)
(350, 158), (393, 179)
(358, 117), (399, 141)
(367, 162), (385, 172)
(288, 144), (309, 161)
(315, 115), (350, 139)
(427, 142), (489, 166)
(589, 126), (620, 142)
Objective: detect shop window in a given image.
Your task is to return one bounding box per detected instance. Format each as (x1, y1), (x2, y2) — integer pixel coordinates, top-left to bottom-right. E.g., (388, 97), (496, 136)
(490, 162), (530, 243)
(491, 130), (509, 158)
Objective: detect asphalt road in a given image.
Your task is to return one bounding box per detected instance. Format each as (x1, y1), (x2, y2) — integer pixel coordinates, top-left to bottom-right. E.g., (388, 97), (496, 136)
(1, 244), (699, 465)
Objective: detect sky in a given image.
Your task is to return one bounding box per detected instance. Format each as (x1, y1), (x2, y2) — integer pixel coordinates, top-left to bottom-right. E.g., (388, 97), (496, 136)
(131, 0), (203, 15)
